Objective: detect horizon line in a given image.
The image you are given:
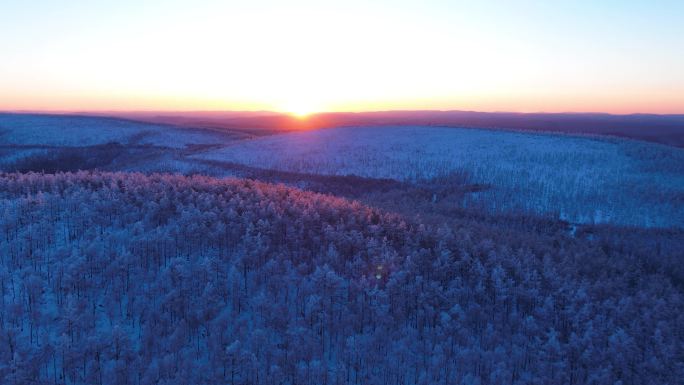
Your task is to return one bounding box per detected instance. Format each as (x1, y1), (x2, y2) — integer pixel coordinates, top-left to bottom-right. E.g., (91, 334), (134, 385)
(1, 109), (683, 117)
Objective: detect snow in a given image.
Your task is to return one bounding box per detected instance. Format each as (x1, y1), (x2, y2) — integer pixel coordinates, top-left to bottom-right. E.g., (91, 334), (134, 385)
(194, 125), (684, 227)
(0, 113), (234, 148)
(1, 114), (681, 228)
(0, 172), (681, 384)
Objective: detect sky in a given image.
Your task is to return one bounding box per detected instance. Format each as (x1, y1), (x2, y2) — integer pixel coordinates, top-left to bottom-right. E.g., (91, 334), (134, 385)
(1, 0), (683, 114)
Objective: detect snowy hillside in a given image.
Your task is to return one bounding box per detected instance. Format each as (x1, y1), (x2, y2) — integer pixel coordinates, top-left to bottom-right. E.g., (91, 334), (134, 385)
(2, 115), (682, 228)
(194, 126), (684, 227)
(0, 113), (240, 148)
(0, 114), (247, 175)
(0, 171), (681, 384)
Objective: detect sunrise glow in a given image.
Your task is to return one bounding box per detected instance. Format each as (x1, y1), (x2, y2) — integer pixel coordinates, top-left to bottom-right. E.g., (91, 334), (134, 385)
(1, 1), (683, 114)
(289, 109), (313, 119)
(281, 100), (319, 118)
(0, 2), (682, 383)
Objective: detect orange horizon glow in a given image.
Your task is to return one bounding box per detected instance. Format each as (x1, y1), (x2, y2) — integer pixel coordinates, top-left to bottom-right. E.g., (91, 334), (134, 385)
(1, 86), (683, 116)
(1, 1), (683, 115)
(2, 75), (682, 115)
(2, 94), (683, 116)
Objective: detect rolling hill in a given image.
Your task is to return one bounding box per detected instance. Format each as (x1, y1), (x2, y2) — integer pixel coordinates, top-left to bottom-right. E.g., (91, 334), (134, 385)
(0, 171), (681, 384)
(84, 110), (684, 147)
(0, 113), (245, 175)
(195, 125), (684, 228)
(3, 114), (682, 228)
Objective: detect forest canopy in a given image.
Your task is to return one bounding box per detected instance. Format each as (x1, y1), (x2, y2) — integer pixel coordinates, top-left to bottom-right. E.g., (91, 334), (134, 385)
(0, 171), (681, 385)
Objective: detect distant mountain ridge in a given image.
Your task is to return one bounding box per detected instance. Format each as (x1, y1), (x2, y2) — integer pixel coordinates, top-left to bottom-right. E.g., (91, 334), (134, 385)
(65, 110), (684, 147)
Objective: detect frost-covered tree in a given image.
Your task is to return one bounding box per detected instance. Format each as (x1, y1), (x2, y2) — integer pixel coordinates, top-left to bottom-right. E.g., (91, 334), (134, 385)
(0, 171), (681, 384)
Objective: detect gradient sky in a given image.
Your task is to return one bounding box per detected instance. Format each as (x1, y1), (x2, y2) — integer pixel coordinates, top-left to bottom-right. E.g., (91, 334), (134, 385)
(1, 0), (683, 114)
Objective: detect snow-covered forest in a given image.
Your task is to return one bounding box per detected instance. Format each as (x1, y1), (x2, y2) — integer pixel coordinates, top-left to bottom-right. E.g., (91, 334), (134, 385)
(4, 115), (683, 228)
(196, 126), (684, 228)
(2, 0), (683, 381)
(0, 171), (682, 385)
(0, 114), (244, 176)
(0, 114), (241, 148)
(1, 114), (683, 384)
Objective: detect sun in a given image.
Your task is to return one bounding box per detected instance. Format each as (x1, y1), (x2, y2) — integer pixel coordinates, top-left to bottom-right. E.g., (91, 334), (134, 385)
(281, 101), (318, 118)
(288, 106), (313, 118)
